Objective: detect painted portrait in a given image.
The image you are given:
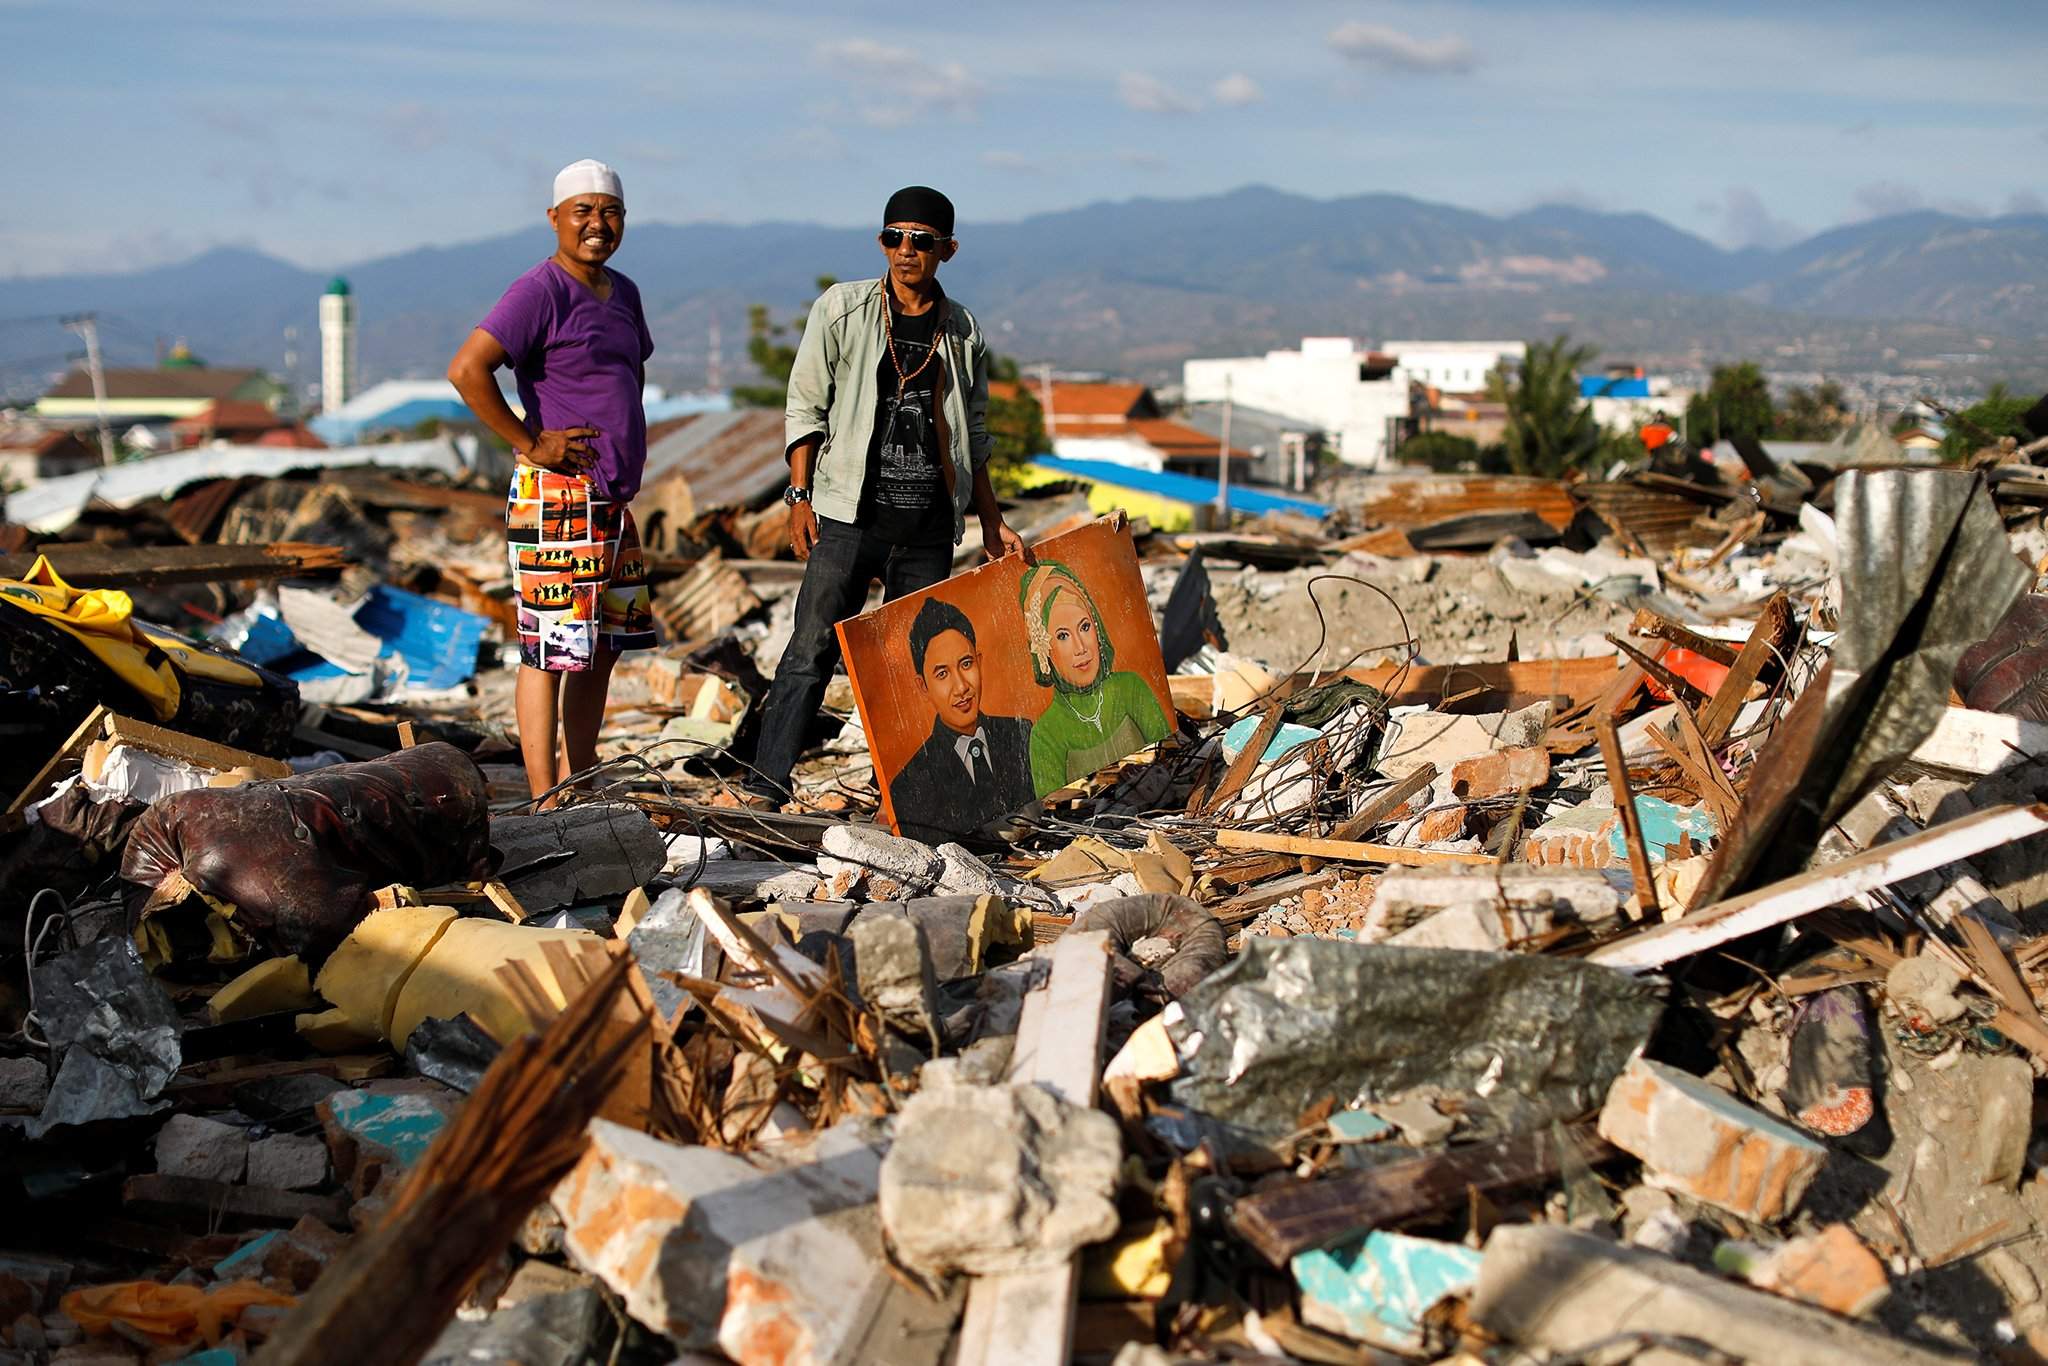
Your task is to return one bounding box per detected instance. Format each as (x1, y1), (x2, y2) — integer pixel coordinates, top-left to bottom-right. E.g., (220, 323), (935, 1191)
(836, 517), (1176, 841)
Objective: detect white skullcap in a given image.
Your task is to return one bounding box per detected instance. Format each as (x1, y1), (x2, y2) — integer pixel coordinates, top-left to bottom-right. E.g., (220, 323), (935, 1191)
(551, 159), (623, 208)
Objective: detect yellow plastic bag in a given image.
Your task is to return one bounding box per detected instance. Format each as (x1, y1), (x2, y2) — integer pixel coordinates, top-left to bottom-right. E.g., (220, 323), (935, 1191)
(60, 1279), (296, 1348)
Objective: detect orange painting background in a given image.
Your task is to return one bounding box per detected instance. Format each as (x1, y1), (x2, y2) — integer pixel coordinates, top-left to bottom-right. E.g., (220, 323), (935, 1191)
(835, 519), (1176, 836)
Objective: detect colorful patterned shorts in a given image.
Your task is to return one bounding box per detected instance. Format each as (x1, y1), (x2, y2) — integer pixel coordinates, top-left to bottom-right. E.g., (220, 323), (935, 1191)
(505, 466), (657, 671)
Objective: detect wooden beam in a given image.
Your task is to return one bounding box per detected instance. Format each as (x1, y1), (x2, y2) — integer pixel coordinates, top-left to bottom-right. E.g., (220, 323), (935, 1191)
(0, 540), (349, 588)
(1203, 705), (1283, 815)
(1596, 716), (1660, 921)
(955, 932), (1112, 1366)
(1328, 656), (1621, 710)
(1590, 802), (2048, 972)
(5, 703), (106, 819)
(104, 712), (290, 779)
(1697, 592), (1789, 745)
(1328, 763), (1437, 842)
(1231, 1121), (1615, 1266)
(1215, 828), (1496, 868)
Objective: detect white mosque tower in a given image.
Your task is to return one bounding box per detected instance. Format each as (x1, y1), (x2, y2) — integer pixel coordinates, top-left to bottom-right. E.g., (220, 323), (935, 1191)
(319, 276), (357, 410)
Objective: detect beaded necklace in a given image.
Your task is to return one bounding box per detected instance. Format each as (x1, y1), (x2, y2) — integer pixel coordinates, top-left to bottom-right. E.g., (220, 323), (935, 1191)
(881, 283), (945, 389)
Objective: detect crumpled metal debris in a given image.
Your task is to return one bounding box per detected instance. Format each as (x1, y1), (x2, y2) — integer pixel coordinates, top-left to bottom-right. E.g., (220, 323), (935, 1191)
(1166, 938), (1664, 1143)
(30, 935), (184, 1136)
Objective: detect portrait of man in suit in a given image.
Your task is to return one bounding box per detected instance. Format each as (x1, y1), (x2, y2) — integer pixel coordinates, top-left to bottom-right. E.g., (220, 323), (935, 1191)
(888, 596), (1036, 841)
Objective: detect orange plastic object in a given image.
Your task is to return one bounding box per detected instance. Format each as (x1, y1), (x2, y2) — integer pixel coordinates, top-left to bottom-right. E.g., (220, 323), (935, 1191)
(60, 1279), (296, 1348)
(1643, 646), (1731, 702)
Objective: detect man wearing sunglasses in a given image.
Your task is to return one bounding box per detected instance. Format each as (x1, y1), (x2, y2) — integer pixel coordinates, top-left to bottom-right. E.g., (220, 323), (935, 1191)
(740, 185), (1025, 809)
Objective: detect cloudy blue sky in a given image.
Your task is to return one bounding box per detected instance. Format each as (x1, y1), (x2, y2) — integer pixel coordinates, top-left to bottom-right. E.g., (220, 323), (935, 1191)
(4, 0), (2044, 276)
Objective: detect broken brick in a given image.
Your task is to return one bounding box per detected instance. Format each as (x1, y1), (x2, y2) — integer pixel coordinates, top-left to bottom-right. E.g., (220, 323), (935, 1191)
(1598, 1057), (1826, 1223)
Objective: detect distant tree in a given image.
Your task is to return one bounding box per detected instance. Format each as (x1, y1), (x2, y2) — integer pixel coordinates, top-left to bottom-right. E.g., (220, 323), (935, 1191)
(1939, 383), (2037, 463)
(731, 275), (836, 408)
(1684, 361), (1774, 446)
(1399, 430), (1491, 473)
(1487, 335), (1608, 477)
(983, 354), (1046, 492)
(1772, 381), (1851, 442)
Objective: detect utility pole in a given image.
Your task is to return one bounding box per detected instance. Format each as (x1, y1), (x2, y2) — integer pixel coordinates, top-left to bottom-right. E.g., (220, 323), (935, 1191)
(1038, 363), (1056, 446)
(707, 318), (724, 393)
(1214, 375), (1232, 522)
(61, 313), (116, 466)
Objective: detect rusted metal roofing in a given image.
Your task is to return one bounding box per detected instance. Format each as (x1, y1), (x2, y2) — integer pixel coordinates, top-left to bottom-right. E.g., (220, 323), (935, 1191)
(1351, 475), (1578, 532)
(639, 409), (789, 510)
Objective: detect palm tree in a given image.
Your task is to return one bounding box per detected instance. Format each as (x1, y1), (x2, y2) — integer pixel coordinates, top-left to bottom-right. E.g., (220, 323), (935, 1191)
(1488, 335), (1603, 477)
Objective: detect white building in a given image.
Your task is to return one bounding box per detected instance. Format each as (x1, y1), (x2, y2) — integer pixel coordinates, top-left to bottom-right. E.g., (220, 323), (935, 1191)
(1381, 341), (1526, 395)
(1580, 373), (1692, 432)
(1184, 337), (1412, 468)
(319, 277), (357, 409)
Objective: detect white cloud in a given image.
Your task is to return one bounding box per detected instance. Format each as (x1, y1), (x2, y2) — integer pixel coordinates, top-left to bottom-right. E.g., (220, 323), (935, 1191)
(1118, 71), (1198, 116)
(1711, 187), (1804, 250)
(1850, 181), (1985, 221)
(1211, 73), (1263, 107)
(982, 150), (1051, 176)
(812, 39), (981, 127)
(1328, 22), (1474, 73)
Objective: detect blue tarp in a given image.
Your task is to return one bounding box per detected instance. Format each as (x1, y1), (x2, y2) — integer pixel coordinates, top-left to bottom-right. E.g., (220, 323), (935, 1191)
(1578, 375), (1652, 398)
(1027, 454), (1328, 518)
(287, 584), (488, 690)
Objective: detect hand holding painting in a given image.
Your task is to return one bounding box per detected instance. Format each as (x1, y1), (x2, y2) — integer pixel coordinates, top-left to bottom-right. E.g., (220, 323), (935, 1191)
(1019, 560), (1169, 798)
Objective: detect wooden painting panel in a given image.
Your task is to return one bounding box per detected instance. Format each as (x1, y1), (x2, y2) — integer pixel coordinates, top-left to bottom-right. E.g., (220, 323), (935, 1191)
(836, 518), (1176, 842)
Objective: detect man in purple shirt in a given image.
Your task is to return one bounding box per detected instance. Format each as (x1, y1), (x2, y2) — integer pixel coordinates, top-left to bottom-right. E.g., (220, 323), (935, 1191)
(448, 158), (657, 803)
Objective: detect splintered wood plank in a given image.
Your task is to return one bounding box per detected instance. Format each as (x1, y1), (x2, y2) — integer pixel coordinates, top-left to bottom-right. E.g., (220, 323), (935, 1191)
(1697, 592), (1789, 745)
(1214, 828), (1496, 868)
(1590, 802), (2048, 972)
(5, 703), (107, 818)
(1596, 717), (1661, 921)
(956, 931), (1112, 1366)
(1231, 1121), (1614, 1266)
(1328, 763), (1437, 841)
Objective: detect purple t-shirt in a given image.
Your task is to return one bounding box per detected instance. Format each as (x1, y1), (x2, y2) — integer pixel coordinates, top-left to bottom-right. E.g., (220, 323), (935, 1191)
(479, 260), (655, 502)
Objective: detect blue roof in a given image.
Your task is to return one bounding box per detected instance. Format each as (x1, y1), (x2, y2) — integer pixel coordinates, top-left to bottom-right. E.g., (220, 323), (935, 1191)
(1028, 454), (1328, 518)
(1579, 375), (1651, 398)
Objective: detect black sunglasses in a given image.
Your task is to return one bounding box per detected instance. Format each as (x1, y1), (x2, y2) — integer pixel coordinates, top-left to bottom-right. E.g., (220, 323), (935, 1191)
(879, 228), (950, 252)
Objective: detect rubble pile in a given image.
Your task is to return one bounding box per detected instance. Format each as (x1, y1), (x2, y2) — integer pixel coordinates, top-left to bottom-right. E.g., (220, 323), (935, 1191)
(8, 428), (2048, 1365)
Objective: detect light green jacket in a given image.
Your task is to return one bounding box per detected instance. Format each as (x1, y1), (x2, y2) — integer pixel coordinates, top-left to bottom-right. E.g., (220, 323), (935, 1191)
(784, 278), (992, 543)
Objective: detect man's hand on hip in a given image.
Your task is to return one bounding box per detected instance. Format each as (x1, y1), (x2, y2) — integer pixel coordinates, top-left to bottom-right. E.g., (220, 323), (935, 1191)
(790, 502), (819, 561)
(982, 511), (1028, 562)
(519, 427), (599, 476)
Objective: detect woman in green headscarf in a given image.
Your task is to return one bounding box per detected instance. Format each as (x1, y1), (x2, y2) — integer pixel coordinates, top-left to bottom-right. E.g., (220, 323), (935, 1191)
(1019, 560), (1169, 797)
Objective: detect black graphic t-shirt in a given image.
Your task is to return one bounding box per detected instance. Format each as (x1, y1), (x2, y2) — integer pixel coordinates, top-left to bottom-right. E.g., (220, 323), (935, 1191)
(860, 304), (949, 547)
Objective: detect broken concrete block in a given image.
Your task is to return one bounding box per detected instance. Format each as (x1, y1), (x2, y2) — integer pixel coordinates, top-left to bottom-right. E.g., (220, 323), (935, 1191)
(1524, 799), (1618, 868)
(489, 802), (665, 912)
(553, 1118), (953, 1363)
(1381, 865), (1623, 951)
(1449, 745), (1551, 800)
(496, 1260), (595, 1309)
(1973, 1053), (2033, 1191)
(1598, 1057), (1827, 1222)
(1291, 1231), (1482, 1354)
(245, 1133), (329, 1191)
(817, 823), (942, 897)
(850, 896), (1033, 980)
(155, 1114), (248, 1184)
(1470, 1225), (1956, 1364)
(319, 1082), (461, 1199)
(1412, 805), (1470, 844)
(1377, 701), (1551, 780)
(879, 1081), (1121, 1278)
(206, 956), (317, 1023)
(850, 912), (940, 1048)
(260, 1215), (350, 1292)
(423, 1284), (602, 1366)
(1747, 1223), (1890, 1318)
(0, 1058), (49, 1113)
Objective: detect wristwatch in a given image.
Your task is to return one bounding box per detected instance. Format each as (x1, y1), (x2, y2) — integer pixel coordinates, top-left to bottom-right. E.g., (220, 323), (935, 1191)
(783, 485), (811, 506)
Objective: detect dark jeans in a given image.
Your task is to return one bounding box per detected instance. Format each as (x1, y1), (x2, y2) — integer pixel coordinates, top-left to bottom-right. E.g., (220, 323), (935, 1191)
(746, 516), (951, 799)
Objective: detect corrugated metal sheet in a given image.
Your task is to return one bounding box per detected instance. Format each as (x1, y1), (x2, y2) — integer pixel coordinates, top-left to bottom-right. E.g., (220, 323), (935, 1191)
(639, 410), (789, 510)
(4, 436), (473, 534)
